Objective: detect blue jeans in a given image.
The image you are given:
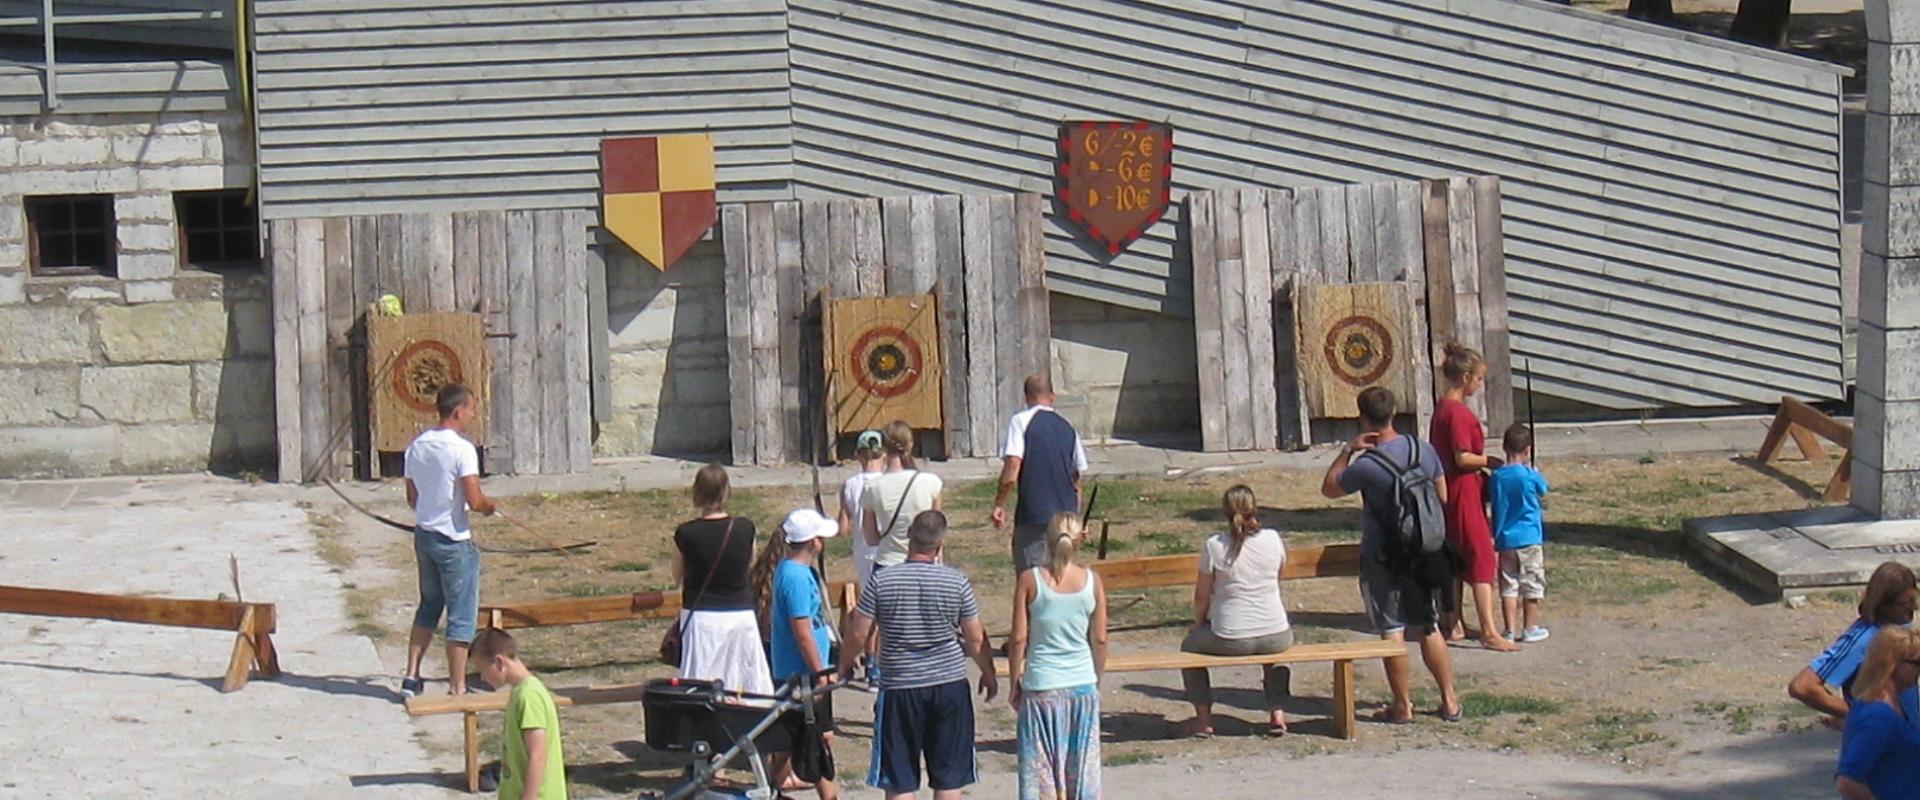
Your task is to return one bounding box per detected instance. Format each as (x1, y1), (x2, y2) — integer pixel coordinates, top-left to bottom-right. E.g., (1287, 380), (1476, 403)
(413, 528), (480, 644)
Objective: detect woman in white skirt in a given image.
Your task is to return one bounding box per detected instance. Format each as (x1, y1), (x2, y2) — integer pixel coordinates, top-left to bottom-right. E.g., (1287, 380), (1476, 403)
(672, 464), (773, 695)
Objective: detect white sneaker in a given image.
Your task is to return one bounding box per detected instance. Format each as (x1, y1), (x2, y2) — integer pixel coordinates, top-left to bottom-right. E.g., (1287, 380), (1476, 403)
(1521, 627), (1551, 643)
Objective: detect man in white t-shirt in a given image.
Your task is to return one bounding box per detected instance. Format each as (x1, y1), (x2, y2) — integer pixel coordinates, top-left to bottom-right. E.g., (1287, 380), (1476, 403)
(991, 374), (1089, 573)
(401, 383), (498, 698)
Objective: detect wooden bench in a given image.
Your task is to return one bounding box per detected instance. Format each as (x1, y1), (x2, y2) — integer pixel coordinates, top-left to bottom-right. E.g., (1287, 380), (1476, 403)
(0, 584), (280, 693)
(1091, 541), (1363, 591)
(1757, 395), (1853, 501)
(420, 582), (859, 793)
(995, 640), (1406, 740)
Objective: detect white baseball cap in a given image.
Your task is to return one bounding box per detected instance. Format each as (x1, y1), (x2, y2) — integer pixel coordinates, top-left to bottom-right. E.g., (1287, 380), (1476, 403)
(782, 508), (840, 544)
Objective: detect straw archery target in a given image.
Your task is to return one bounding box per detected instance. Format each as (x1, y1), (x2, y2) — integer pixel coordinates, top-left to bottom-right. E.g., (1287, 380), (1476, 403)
(1298, 282), (1418, 419)
(826, 294), (944, 435)
(368, 312), (490, 452)
(1323, 315), (1395, 388)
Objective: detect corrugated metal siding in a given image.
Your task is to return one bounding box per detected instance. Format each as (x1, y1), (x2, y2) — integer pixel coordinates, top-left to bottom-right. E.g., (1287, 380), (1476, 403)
(0, 60), (235, 116)
(248, 0), (796, 219)
(783, 0), (1848, 408)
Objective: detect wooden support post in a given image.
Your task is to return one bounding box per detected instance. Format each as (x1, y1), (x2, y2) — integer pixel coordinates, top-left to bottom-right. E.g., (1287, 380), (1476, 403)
(464, 710), (482, 793)
(1828, 456), (1855, 502)
(1332, 659), (1357, 741)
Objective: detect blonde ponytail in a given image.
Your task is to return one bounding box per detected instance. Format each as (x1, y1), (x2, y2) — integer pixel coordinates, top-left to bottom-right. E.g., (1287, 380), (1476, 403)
(1047, 512), (1082, 577)
(1440, 342), (1485, 385)
(1223, 485), (1260, 562)
(882, 420), (916, 471)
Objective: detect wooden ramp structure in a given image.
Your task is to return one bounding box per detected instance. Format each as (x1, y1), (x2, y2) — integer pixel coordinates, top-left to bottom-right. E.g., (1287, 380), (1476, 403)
(0, 585), (280, 693)
(1758, 396), (1854, 502)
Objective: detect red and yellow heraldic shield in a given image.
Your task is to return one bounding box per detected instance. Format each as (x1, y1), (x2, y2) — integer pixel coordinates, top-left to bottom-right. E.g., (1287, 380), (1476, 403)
(601, 135), (717, 271)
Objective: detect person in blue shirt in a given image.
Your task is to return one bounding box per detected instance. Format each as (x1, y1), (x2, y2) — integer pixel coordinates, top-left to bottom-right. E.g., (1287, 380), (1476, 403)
(1790, 562), (1918, 730)
(768, 508), (843, 800)
(1487, 424), (1551, 644)
(1836, 626), (1920, 800)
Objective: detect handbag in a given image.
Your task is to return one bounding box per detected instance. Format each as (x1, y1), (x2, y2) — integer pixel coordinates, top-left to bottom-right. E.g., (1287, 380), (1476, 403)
(659, 517), (738, 666)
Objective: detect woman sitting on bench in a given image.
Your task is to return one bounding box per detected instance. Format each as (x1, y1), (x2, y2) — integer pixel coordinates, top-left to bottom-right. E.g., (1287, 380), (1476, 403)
(1179, 485), (1294, 738)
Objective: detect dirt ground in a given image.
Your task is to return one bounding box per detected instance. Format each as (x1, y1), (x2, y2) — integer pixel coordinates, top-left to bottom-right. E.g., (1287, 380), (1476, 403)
(319, 447), (1866, 797)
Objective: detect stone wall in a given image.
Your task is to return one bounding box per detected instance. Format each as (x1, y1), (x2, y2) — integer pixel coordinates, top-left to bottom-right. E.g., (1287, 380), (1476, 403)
(0, 113), (275, 478)
(1050, 294), (1201, 444)
(1858, 3), (1920, 517)
(595, 241), (733, 458)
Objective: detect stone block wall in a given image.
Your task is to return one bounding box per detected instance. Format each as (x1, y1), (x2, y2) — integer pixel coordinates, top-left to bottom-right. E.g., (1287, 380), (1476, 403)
(0, 113), (275, 478)
(1049, 294), (1202, 444)
(595, 241), (733, 458)
(1859, 2), (1920, 517)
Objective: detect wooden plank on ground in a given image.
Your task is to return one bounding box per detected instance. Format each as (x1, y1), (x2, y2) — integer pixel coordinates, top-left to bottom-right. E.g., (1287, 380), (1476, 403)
(1420, 179), (1457, 410)
(477, 210), (514, 472)
(0, 585), (272, 632)
(961, 193), (1001, 458)
(533, 211), (569, 472)
(323, 217), (355, 479)
(563, 211), (592, 472)
(1189, 192), (1227, 452)
(1471, 176), (1514, 435)
(295, 219), (329, 484)
(748, 203), (784, 465)
(1240, 189), (1280, 450)
(721, 203), (756, 465)
(506, 210), (540, 473)
(269, 219), (302, 482)
(932, 194), (971, 458)
(1214, 189), (1253, 451)
(774, 201), (806, 463)
(1446, 177), (1487, 422)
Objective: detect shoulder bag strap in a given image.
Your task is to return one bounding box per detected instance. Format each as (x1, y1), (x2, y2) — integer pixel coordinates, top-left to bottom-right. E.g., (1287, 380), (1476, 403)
(882, 471), (924, 540)
(689, 517), (738, 609)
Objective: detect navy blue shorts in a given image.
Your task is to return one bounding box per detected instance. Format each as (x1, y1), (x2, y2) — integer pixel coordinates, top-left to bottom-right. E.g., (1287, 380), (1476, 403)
(869, 680), (976, 793)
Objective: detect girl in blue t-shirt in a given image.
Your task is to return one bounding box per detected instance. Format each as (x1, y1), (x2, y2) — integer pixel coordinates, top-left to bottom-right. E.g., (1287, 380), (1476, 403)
(1837, 627), (1920, 800)
(1790, 562), (1918, 729)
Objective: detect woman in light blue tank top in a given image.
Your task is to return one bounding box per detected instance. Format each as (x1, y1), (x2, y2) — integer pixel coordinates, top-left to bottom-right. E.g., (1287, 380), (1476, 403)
(1007, 512), (1108, 800)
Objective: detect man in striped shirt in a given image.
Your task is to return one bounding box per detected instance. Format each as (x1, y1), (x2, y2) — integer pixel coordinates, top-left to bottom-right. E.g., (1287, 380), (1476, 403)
(839, 510), (998, 800)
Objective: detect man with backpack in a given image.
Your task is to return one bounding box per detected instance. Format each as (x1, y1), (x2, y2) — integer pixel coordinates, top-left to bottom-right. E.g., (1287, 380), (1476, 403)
(1320, 386), (1464, 724)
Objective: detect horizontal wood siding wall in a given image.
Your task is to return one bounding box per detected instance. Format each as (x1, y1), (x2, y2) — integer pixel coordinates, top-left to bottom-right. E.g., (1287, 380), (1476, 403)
(248, 0), (796, 219)
(0, 60), (237, 116)
(785, 0), (1848, 408)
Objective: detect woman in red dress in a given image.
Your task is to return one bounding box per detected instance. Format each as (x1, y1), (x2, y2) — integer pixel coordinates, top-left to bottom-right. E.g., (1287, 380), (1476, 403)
(1430, 343), (1522, 653)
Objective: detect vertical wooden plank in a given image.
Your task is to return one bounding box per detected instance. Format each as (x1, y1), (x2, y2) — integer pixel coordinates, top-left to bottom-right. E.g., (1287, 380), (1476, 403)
(427, 213), (456, 313)
(399, 213), (429, 313)
(1472, 176), (1514, 436)
(1385, 180), (1424, 283)
(1345, 183), (1379, 282)
(1400, 282), (1435, 441)
(1396, 182), (1434, 434)
(585, 228), (612, 427)
(1291, 188), (1324, 283)
(564, 211), (593, 472)
(988, 193), (1024, 431)
(881, 195), (914, 297)
(721, 203), (757, 465)
(826, 199), (860, 300)
(1188, 192), (1227, 453)
(1420, 179), (1457, 413)
(1213, 189), (1253, 452)
(800, 200), (833, 461)
(1240, 189), (1279, 450)
(1446, 177), (1487, 422)
(1013, 192), (1051, 394)
(295, 219), (329, 483)
(323, 217), (354, 479)
(774, 201), (806, 463)
(851, 198), (885, 297)
(269, 220), (303, 482)
(453, 212), (482, 313)
(1266, 189), (1310, 450)
(907, 194), (940, 297)
(960, 193), (1001, 458)
(477, 210), (514, 473)
(533, 211), (571, 472)
(1317, 187), (1351, 284)
(350, 214), (379, 479)
(747, 203), (784, 465)
(931, 194), (971, 458)
(375, 214), (403, 309)
(505, 211), (539, 473)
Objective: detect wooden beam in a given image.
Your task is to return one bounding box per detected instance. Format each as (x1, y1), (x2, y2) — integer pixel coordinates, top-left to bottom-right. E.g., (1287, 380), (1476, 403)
(1093, 543), (1361, 591)
(1332, 659), (1357, 740)
(1783, 397), (1852, 449)
(478, 582), (860, 631)
(0, 586), (273, 631)
(992, 640), (1405, 674)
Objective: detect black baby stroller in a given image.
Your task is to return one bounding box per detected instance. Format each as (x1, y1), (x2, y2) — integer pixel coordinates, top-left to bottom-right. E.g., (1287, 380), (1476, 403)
(638, 671), (843, 800)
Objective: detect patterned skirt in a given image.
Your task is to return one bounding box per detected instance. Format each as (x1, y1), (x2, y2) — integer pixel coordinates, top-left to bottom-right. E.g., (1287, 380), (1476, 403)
(1018, 684), (1103, 800)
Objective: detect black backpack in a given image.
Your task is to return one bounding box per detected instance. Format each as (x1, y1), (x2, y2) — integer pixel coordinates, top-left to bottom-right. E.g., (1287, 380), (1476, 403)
(1360, 442), (1447, 565)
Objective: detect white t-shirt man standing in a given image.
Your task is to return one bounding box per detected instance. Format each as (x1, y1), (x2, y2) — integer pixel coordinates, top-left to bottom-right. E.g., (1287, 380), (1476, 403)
(401, 383), (498, 698)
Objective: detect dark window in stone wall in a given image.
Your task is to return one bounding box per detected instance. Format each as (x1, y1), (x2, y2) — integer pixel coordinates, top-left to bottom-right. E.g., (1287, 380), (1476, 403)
(26, 195), (116, 277)
(176, 190), (261, 270)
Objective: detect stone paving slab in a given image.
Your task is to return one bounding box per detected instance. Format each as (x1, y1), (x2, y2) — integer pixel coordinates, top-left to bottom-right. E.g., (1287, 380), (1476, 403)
(1687, 506), (1920, 597)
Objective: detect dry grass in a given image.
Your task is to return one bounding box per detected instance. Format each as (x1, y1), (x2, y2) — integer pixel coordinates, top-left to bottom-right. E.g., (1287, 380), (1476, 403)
(344, 450), (1854, 796)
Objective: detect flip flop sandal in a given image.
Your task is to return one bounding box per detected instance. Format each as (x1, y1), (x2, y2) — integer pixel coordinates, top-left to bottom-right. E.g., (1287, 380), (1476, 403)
(1367, 710), (1415, 725)
(1266, 724), (1289, 738)
(1439, 707), (1464, 723)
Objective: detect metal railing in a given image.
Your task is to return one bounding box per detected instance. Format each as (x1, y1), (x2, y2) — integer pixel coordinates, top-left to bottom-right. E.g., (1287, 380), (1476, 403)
(0, 1), (229, 108)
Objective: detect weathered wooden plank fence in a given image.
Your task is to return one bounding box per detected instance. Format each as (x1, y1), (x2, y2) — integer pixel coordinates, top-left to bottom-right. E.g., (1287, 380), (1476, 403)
(723, 192), (1050, 465)
(269, 208), (595, 481)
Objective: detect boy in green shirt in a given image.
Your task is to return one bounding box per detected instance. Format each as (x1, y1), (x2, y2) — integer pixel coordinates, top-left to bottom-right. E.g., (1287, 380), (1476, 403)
(475, 629), (567, 800)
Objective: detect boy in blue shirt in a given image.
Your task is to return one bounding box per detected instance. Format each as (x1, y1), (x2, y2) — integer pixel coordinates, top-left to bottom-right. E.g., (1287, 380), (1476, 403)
(1488, 424), (1550, 644)
(770, 508), (842, 800)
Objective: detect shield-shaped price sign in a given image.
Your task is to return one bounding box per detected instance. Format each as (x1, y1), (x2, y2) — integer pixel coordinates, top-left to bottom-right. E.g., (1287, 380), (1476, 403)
(1057, 121), (1173, 255)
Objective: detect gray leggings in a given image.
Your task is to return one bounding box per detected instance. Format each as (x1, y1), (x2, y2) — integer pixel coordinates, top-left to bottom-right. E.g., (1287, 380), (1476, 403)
(1179, 626), (1294, 709)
